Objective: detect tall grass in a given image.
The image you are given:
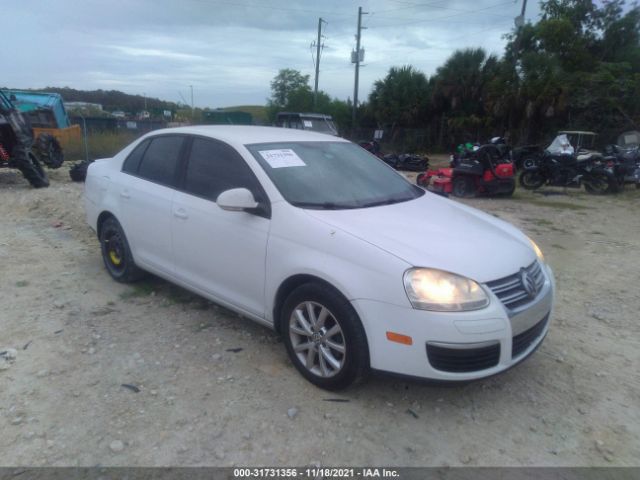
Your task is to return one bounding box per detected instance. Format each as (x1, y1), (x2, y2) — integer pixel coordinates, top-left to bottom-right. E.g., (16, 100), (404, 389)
(64, 131), (141, 162)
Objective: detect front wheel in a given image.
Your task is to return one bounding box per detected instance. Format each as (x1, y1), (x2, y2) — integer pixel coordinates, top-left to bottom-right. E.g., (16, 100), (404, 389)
(36, 133), (64, 168)
(281, 283), (369, 390)
(16, 150), (49, 188)
(584, 173), (614, 195)
(452, 175), (475, 197)
(519, 171), (545, 190)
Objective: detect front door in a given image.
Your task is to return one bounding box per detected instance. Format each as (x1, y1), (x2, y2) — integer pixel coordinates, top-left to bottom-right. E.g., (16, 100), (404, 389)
(171, 137), (270, 318)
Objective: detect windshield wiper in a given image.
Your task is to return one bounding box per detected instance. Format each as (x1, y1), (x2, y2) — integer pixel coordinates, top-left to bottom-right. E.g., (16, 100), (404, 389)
(359, 197), (412, 208)
(292, 201), (357, 210)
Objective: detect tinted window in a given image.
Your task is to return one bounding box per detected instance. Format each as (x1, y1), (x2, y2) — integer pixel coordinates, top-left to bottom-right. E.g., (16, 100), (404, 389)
(137, 136), (184, 186)
(183, 138), (259, 201)
(122, 139), (150, 174)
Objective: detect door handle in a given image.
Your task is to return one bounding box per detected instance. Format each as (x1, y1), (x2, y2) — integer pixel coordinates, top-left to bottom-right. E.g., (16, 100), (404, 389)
(173, 208), (188, 219)
(120, 190), (130, 199)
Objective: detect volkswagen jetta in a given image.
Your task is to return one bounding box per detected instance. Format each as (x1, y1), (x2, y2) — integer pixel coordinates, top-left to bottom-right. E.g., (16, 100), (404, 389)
(84, 126), (555, 390)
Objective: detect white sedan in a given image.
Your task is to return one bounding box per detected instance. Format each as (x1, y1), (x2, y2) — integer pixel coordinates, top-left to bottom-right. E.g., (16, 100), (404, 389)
(84, 126), (555, 390)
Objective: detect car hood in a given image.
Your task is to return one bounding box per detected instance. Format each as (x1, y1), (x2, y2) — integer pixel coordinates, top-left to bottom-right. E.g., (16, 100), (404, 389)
(303, 193), (536, 283)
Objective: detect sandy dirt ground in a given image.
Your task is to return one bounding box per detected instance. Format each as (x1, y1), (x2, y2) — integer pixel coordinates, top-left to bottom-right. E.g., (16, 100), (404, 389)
(1, 165), (639, 467)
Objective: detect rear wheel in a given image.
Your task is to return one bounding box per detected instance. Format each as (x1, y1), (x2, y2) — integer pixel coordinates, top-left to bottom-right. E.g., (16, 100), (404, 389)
(281, 283), (369, 390)
(584, 173), (614, 195)
(16, 150), (49, 188)
(452, 176), (475, 197)
(497, 181), (516, 197)
(99, 217), (145, 282)
(519, 171), (545, 190)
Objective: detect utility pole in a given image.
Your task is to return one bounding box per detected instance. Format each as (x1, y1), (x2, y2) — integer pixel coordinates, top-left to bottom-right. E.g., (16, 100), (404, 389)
(352, 6), (368, 128)
(313, 17), (326, 111)
(514, 0), (528, 39)
(189, 85), (194, 120)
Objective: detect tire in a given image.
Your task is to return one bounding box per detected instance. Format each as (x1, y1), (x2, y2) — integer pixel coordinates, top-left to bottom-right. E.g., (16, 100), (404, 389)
(497, 181), (516, 197)
(36, 134), (64, 168)
(69, 161), (90, 182)
(16, 150), (49, 188)
(416, 173), (428, 187)
(584, 173), (614, 195)
(99, 217), (145, 283)
(452, 175), (475, 197)
(519, 171), (545, 190)
(281, 283), (369, 390)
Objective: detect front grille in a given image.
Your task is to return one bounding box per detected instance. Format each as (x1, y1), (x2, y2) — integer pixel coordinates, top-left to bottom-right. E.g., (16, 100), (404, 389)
(512, 314), (549, 358)
(486, 260), (545, 310)
(426, 343), (500, 373)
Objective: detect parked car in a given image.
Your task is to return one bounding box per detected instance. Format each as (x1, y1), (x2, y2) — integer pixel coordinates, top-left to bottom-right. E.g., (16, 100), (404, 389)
(85, 126), (555, 390)
(274, 112), (338, 136)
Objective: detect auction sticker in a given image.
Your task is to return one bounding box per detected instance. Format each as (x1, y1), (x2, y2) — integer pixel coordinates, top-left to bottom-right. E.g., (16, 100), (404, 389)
(259, 149), (306, 168)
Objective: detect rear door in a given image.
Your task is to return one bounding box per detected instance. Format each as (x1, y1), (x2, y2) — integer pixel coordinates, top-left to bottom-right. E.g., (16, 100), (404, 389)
(171, 136), (270, 317)
(118, 135), (185, 276)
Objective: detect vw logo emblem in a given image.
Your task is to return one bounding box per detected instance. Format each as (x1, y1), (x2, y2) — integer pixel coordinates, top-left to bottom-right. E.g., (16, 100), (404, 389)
(520, 269), (538, 299)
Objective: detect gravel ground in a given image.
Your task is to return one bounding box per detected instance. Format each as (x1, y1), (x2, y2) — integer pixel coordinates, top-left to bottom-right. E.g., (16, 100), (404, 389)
(1, 166), (639, 467)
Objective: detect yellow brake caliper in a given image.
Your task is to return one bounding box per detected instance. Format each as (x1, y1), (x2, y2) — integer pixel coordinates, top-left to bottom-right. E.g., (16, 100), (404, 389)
(109, 250), (122, 266)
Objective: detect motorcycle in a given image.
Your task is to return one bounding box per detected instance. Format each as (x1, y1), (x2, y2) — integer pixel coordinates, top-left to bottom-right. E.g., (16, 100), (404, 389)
(603, 131), (640, 190)
(519, 134), (616, 194)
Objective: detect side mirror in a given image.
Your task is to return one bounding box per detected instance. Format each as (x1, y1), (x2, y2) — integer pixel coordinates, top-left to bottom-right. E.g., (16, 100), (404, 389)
(216, 188), (259, 212)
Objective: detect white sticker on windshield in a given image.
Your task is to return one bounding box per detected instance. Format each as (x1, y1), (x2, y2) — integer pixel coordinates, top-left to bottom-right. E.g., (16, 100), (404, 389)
(259, 149), (306, 168)
(303, 120), (313, 128)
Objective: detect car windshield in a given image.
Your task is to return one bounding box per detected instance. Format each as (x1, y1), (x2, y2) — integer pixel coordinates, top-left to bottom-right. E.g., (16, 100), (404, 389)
(618, 131), (640, 148)
(302, 117), (337, 135)
(246, 141), (424, 209)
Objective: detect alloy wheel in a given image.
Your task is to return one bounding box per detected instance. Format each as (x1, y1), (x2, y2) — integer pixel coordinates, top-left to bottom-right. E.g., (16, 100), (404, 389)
(288, 301), (346, 378)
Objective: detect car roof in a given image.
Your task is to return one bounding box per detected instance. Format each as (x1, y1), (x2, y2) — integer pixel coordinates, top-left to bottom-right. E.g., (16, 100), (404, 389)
(277, 112), (333, 119)
(558, 130), (597, 135)
(146, 125), (346, 145)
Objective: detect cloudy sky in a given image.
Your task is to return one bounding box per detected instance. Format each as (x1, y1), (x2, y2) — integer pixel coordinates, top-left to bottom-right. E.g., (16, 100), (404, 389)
(2, 0), (541, 108)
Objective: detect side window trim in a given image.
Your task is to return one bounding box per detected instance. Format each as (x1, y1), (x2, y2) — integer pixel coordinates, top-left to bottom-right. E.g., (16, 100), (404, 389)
(177, 134), (271, 218)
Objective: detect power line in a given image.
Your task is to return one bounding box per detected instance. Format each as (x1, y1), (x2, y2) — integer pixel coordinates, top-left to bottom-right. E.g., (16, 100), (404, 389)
(367, 0), (517, 29)
(203, 0), (353, 17)
(373, 0), (515, 19)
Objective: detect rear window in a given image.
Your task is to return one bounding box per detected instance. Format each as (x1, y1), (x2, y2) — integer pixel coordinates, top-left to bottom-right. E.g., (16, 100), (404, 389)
(122, 139), (150, 174)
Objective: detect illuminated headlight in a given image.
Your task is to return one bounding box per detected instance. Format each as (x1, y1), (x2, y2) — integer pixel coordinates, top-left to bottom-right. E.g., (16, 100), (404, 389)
(529, 238), (545, 263)
(403, 268), (489, 312)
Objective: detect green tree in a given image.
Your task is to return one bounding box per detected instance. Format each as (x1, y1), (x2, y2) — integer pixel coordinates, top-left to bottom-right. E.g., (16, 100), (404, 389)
(268, 69), (311, 108)
(368, 66), (430, 127)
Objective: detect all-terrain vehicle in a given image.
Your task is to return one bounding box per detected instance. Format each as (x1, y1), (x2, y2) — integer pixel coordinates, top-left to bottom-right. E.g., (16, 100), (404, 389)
(417, 138), (515, 197)
(0, 90), (49, 188)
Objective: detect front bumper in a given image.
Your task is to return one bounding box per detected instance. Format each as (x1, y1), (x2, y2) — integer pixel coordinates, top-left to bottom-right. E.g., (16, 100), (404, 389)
(352, 263), (555, 381)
